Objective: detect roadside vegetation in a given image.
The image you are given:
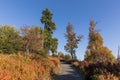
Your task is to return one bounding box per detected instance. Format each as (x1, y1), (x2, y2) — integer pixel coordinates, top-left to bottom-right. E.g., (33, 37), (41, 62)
(0, 8), (61, 80)
(0, 54), (60, 80)
(0, 8), (119, 80)
(63, 20), (119, 80)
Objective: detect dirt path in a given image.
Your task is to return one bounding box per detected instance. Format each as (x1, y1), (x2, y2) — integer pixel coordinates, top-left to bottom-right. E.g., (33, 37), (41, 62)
(54, 61), (84, 80)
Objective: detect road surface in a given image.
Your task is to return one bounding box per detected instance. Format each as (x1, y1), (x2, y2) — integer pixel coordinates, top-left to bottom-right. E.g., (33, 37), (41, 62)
(54, 61), (84, 80)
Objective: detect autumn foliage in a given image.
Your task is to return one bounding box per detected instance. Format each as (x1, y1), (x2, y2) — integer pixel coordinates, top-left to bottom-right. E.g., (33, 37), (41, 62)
(85, 20), (115, 63)
(66, 60), (119, 80)
(0, 54), (61, 80)
(64, 23), (82, 59)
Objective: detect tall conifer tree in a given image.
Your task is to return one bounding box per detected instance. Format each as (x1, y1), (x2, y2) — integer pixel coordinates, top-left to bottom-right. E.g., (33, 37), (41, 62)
(40, 8), (57, 54)
(85, 20), (115, 63)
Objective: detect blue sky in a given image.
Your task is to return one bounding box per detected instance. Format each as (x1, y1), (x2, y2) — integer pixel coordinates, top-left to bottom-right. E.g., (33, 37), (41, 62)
(0, 0), (120, 60)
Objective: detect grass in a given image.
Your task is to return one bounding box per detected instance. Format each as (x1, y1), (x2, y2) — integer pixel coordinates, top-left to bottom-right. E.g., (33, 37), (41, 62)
(0, 53), (61, 80)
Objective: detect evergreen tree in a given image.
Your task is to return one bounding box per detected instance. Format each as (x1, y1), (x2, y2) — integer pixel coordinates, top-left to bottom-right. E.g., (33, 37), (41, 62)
(64, 23), (82, 59)
(50, 38), (58, 54)
(41, 8), (56, 33)
(40, 8), (57, 54)
(85, 20), (115, 63)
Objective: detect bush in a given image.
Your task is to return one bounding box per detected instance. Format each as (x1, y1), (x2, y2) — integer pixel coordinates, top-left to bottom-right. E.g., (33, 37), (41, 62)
(99, 73), (119, 80)
(0, 25), (21, 54)
(78, 61), (120, 80)
(0, 54), (61, 80)
(64, 54), (72, 60)
(58, 52), (64, 59)
(52, 53), (58, 57)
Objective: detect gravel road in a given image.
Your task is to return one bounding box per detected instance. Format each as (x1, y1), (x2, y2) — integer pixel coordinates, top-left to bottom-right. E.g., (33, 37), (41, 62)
(54, 61), (84, 80)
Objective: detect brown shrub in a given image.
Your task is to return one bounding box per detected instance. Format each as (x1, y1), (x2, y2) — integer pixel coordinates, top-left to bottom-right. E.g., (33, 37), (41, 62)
(0, 54), (61, 80)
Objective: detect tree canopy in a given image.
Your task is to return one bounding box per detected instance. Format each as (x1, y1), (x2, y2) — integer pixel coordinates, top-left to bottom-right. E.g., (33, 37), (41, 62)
(64, 23), (83, 59)
(84, 20), (115, 63)
(0, 25), (21, 54)
(21, 26), (43, 54)
(41, 8), (56, 33)
(40, 8), (58, 54)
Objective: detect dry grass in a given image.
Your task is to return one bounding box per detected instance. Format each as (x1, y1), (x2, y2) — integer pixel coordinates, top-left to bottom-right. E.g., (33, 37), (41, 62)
(0, 54), (61, 80)
(99, 74), (119, 80)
